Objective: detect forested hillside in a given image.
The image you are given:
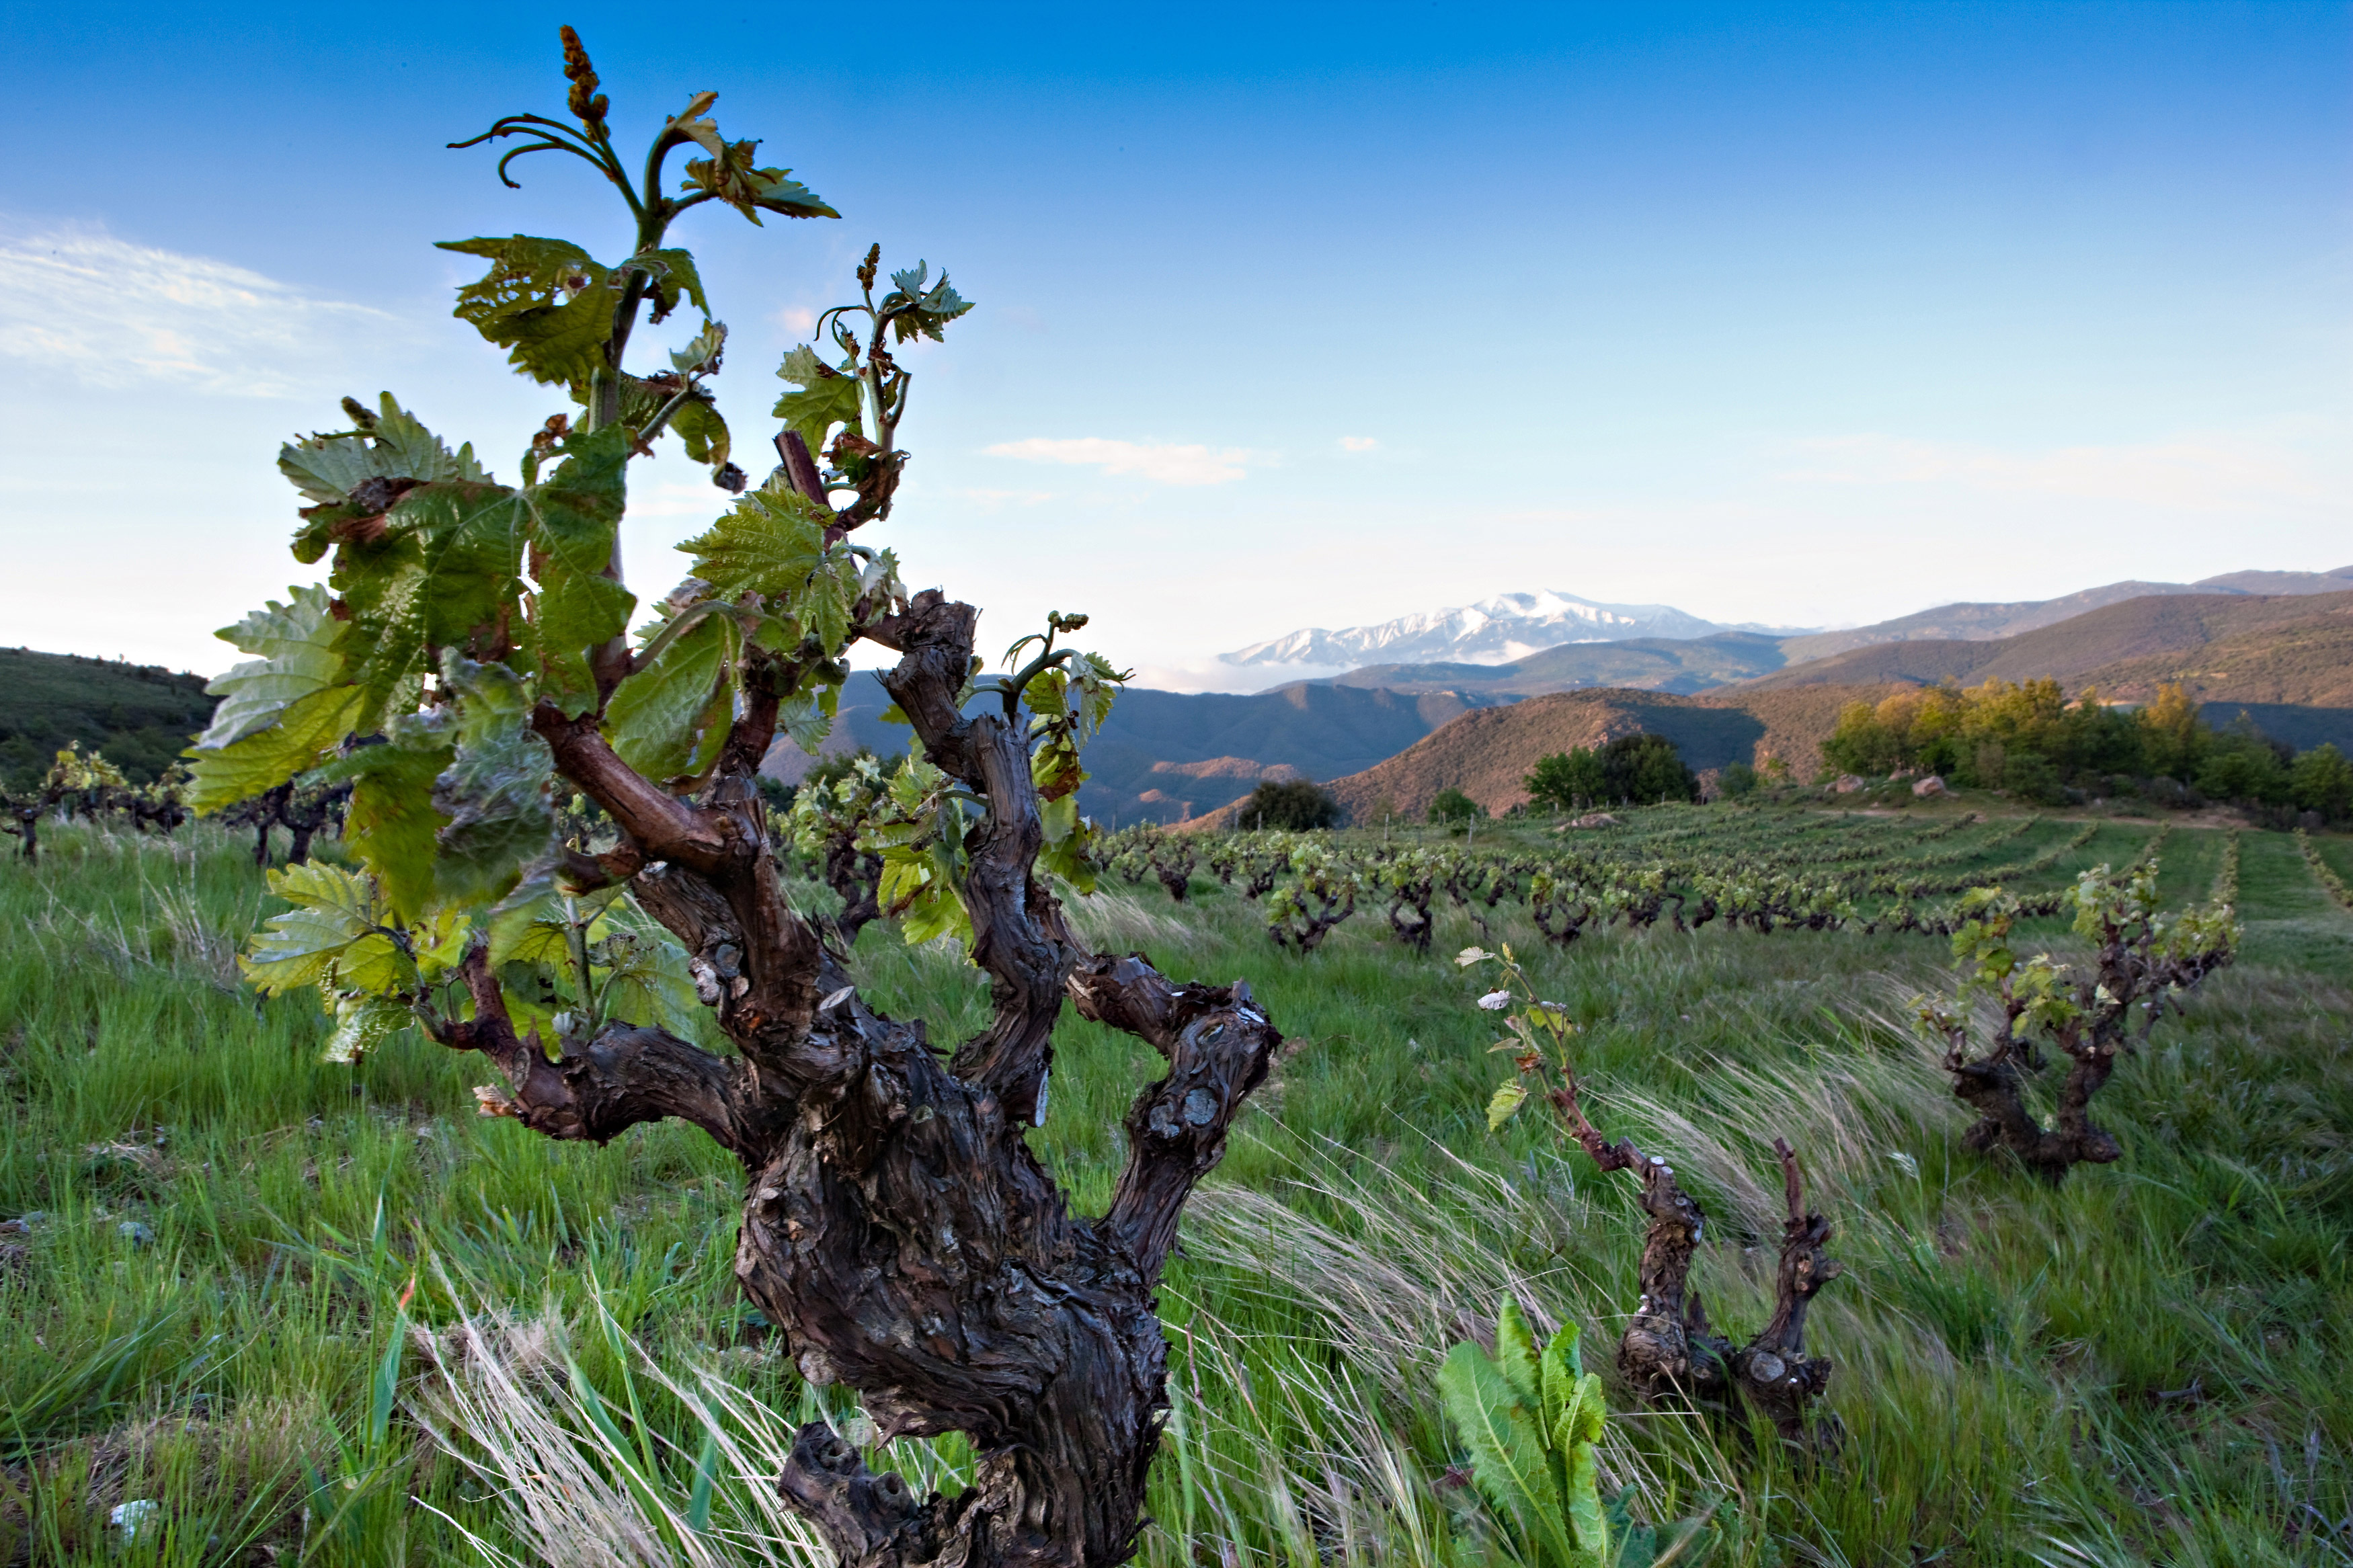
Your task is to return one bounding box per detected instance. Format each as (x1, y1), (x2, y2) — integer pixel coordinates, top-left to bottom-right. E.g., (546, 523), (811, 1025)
(1192, 682), (1878, 823)
(0, 648), (214, 788)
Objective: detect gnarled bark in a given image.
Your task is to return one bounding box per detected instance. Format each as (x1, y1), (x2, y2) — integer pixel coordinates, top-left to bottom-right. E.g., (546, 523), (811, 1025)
(1552, 1084), (1839, 1445)
(1932, 902), (2235, 1184)
(440, 527), (1279, 1565)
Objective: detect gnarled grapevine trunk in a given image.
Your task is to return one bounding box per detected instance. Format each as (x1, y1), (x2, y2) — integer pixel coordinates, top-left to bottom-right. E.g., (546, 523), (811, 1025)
(1552, 1080), (1839, 1446)
(435, 564), (1278, 1567)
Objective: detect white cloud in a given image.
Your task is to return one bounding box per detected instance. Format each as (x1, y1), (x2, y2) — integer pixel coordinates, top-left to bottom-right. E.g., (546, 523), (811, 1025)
(1122, 655), (1356, 694)
(0, 220), (396, 396)
(984, 436), (1257, 486)
(774, 304), (818, 335)
(1337, 435), (1378, 452)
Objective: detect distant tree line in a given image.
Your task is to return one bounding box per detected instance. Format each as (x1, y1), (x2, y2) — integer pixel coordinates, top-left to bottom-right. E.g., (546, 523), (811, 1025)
(1821, 679), (2353, 823)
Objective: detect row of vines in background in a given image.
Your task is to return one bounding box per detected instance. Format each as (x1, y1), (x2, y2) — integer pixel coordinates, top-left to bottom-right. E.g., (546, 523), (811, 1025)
(785, 784), (2245, 1201)
(1084, 810), (2118, 952)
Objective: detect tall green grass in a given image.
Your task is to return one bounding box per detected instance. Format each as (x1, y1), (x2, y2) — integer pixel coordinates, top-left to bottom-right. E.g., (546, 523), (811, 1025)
(1, 814), (2348, 1565)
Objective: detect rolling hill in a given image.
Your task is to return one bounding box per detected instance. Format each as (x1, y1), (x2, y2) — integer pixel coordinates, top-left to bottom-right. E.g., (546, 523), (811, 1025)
(1190, 683), (1878, 826)
(1748, 591), (2352, 692)
(760, 672), (1512, 825)
(786, 587), (2353, 829)
(1741, 591), (2353, 754)
(0, 648), (217, 788)
(1774, 566), (2353, 663)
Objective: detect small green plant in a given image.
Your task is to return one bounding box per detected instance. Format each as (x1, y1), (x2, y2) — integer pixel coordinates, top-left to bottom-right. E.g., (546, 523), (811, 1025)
(1440, 1296), (1716, 1568)
(300, 1301), (413, 1563)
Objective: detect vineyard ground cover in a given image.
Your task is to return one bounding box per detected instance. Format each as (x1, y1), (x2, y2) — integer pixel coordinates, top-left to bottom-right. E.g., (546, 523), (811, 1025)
(0, 813), (2348, 1564)
(2310, 833), (2353, 903)
(2232, 829), (2353, 971)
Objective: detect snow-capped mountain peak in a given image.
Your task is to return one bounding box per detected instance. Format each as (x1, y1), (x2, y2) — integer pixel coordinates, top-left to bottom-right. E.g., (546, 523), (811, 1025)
(1220, 591), (1797, 668)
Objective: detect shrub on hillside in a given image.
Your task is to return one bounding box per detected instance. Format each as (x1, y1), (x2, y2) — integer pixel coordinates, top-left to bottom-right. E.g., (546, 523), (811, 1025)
(2290, 742), (2353, 822)
(1238, 778), (1341, 830)
(1718, 760), (1759, 798)
(1525, 749), (1607, 812)
(1599, 734), (1699, 804)
(1428, 787), (1486, 831)
(2196, 727), (2292, 809)
(1525, 735), (1698, 810)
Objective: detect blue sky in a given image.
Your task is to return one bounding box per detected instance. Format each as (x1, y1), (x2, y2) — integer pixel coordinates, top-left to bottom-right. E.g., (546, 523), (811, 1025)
(2, 1), (2346, 688)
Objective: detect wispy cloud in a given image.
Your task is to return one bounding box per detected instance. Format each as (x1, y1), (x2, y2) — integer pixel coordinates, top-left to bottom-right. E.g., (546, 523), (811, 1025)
(0, 220), (393, 395)
(984, 436), (1258, 486)
(1776, 431), (2335, 513)
(1337, 435), (1378, 452)
(953, 487), (1058, 511)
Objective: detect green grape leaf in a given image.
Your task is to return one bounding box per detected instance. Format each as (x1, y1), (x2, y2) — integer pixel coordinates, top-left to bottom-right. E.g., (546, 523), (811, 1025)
(310, 712), (456, 923)
(628, 247), (709, 321)
(243, 862), (391, 996)
(882, 262), (975, 344)
(322, 993), (415, 1065)
(604, 612), (733, 780)
(595, 923), (703, 1036)
(278, 393), (489, 507)
(487, 872), (622, 967)
(522, 424), (634, 714)
(669, 320), (727, 377)
(186, 685), (364, 813)
(438, 235), (615, 388)
(335, 481), (528, 729)
(528, 572), (635, 716)
(670, 397), (731, 468)
(676, 485), (832, 601)
(496, 960), (566, 1046)
(774, 686), (836, 755)
(198, 585), (349, 751)
(1036, 791), (1099, 893)
(879, 848), (974, 950)
(772, 345), (863, 460)
(433, 656), (557, 907)
(680, 140), (839, 223)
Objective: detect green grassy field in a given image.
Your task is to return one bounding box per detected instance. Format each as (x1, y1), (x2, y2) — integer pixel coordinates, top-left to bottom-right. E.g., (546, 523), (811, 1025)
(1, 805), (2348, 1565)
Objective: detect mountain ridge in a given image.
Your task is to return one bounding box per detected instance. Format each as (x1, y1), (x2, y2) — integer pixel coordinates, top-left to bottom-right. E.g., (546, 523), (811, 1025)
(1220, 589), (1810, 669)
(1222, 567), (2353, 678)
